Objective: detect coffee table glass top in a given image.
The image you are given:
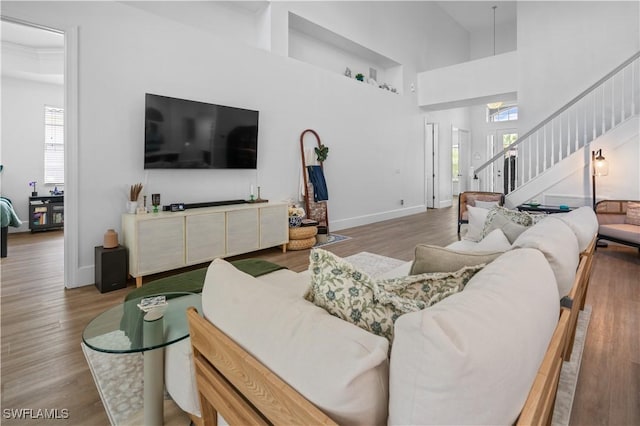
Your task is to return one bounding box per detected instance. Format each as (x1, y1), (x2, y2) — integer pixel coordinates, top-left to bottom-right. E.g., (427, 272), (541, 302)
(82, 292), (202, 354)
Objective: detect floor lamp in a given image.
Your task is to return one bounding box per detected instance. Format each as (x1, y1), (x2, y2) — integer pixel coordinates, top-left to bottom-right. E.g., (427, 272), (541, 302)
(592, 149), (609, 210)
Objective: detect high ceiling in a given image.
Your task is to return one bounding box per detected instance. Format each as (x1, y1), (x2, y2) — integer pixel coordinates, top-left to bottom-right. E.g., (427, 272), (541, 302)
(1, 20), (64, 49)
(436, 1), (517, 33)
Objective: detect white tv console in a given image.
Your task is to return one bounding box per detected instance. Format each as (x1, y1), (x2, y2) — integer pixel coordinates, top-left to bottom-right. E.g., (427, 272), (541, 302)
(122, 201), (289, 287)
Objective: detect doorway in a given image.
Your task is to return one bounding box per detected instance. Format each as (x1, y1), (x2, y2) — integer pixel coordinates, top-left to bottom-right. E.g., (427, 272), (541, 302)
(2, 16), (75, 286)
(451, 127), (470, 197)
(487, 129), (518, 194)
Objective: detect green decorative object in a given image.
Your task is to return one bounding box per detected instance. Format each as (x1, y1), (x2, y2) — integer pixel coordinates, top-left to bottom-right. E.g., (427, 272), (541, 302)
(315, 144), (329, 162)
(355, 73), (364, 81)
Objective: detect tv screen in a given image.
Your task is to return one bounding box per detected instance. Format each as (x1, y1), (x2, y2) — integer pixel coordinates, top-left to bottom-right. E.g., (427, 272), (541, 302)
(144, 94), (259, 169)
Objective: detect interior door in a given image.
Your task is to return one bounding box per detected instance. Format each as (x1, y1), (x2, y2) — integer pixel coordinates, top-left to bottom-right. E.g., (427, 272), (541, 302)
(490, 129), (518, 194)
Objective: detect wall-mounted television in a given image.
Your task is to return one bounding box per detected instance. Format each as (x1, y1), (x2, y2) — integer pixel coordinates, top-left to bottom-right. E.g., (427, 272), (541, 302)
(144, 94), (259, 169)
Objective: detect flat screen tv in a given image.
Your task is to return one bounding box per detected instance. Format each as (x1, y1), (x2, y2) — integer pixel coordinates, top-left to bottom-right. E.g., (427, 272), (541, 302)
(144, 93), (259, 169)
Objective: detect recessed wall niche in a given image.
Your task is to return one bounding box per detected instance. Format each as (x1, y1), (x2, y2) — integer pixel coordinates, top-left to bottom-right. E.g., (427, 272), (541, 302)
(287, 12), (403, 94)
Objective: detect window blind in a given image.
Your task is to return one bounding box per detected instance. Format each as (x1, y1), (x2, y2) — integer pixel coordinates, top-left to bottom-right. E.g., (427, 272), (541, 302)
(44, 106), (64, 184)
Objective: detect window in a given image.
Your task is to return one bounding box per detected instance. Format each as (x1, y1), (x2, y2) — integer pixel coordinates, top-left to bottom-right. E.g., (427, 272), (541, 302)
(488, 104), (518, 123)
(44, 106), (64, 184)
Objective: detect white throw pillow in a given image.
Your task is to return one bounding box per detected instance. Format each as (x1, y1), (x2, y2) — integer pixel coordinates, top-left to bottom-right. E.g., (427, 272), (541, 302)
(463, 205), (490, 242)
(512, 217), (580, 297)
(388, 249), (559, 425)
(201, 258), (390, 425)
(475, 200), (499, 209)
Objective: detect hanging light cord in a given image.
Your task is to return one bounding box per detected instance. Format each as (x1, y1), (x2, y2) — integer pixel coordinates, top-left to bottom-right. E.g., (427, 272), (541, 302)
(492, 5), (497, 56)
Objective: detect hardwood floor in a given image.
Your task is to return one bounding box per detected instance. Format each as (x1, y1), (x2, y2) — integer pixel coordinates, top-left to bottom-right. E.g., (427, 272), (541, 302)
(1, 207), (638, 425)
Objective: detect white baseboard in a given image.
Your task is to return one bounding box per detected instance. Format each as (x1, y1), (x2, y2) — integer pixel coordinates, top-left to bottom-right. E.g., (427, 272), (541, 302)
(69, 265), (95, 288)
(438, 199), (453, 208)
(330, 205), (426, 231)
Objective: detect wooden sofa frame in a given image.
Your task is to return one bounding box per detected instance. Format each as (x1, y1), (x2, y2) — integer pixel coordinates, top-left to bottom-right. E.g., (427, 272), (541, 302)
(186, 240), (595, 426)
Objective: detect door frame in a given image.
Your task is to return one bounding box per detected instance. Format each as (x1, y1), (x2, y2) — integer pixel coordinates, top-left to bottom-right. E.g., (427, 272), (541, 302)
(425, 122), (439, 209)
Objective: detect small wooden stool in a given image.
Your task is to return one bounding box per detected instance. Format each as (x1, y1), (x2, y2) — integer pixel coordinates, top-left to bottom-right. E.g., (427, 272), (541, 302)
(287, 226), (318, 251)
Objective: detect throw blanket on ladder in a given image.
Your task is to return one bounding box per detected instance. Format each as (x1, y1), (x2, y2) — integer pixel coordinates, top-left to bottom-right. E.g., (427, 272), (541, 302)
(307, 165), (329, 202)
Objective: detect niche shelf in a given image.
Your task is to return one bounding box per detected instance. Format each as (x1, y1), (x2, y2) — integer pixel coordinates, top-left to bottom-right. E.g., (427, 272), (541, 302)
(287, 12), (403, 94)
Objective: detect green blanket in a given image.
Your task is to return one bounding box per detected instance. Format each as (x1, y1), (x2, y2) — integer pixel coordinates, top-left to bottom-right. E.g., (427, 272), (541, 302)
(120, 259), (286, 346)
(0, 198), (22, 228)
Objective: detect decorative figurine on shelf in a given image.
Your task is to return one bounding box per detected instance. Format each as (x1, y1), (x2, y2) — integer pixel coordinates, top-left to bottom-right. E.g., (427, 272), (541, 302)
(344, 67), (352, 78)
(29, 181), (37, 196)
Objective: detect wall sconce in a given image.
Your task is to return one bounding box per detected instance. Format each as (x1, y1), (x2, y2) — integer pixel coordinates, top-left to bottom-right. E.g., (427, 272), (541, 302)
(592, 149), (609, 209)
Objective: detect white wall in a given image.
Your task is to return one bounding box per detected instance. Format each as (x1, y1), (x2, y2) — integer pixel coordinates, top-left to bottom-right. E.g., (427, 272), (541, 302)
(517, 1), (640, 133)
(469, 21), (517, 61)
(1, 1), (471, 286)
(1, 76), (64, 233)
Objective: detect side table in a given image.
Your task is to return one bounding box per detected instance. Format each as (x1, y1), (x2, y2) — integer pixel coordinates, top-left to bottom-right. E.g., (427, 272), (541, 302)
(287, 226), (318, 250)
(82, 292), (202, 425)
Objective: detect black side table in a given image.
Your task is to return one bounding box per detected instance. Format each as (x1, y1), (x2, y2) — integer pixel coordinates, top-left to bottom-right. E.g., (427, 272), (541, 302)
(95, 245), (128, 293)
(517, 204), (575, 214)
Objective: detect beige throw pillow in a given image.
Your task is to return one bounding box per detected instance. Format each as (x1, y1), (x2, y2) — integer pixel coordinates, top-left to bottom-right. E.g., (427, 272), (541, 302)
(410, 244), (503, 275)
(306, 249), (483, 342)
(625, 202), (640, 226)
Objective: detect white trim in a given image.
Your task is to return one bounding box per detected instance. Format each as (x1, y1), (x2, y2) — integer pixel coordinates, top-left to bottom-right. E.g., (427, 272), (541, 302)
(330, 205), (426, 232)
(64, 26), (79, 288)
(425, 122), (439, 209)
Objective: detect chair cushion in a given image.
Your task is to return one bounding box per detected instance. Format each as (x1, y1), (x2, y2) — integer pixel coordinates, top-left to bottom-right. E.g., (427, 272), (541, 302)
(201, 258), (390, 426)
(558, 206), (599, 252)
(388, 249), (559, 426)
(599, 223), (640, 244)
(512, 217), (580, 297)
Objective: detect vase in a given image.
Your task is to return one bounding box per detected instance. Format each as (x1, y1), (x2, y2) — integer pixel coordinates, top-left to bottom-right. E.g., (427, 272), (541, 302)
(289, 216), (302, 227)
(127, 201), (138, 214)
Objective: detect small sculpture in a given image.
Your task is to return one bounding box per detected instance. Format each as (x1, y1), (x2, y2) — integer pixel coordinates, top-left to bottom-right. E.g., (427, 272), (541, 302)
(344, 67), (352, 77)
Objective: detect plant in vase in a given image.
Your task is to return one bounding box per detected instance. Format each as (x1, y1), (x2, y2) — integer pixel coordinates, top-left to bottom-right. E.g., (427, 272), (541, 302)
(29, 181), (37, 196)
(127, 183), (143, 214)
(355, 73), (364, 82)
(288, 205), (305, 227)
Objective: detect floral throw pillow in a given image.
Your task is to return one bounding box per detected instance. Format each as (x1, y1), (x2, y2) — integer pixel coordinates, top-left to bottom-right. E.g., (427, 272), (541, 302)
(481, 206), (534, 243)
(305, 249), (483, 342)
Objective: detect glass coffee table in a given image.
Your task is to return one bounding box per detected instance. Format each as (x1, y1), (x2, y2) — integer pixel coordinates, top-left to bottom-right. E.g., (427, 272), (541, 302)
(83, 292), (202, 426)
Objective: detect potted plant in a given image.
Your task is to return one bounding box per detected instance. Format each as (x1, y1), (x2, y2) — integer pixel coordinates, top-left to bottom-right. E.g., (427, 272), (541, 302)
(29, 181), (37, 196)
(355, 73), (364, 82)
(288, 205), (305, 227)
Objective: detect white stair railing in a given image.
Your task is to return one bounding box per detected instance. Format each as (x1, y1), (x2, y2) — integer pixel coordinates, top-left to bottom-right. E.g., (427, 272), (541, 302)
(474, 51), (640, 195)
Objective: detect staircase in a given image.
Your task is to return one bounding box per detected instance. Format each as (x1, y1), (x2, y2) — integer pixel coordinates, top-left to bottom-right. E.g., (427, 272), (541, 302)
(474, 51), (640, 208)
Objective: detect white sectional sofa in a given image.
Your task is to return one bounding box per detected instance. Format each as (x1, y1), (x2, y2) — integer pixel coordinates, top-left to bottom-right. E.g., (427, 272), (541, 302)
(166, 206), (598, 426)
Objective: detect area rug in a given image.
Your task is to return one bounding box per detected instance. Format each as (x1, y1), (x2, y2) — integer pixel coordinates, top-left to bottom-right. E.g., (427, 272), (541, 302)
(314, 233), (351, 248)
(344, 251), (406, 277)
(551, 305), (591, 426)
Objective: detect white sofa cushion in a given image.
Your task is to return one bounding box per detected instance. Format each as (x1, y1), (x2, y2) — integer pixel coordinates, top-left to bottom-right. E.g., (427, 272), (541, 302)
(512, 216), (579, 297)
(201, 258), (390, 426)
(388, 249), (559, 425)
(557, 206), (599, 252)
(448, 228), (512, 252)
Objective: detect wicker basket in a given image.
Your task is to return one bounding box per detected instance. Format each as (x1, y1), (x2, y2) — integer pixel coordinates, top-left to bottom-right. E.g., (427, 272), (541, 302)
(286, 236), (317, 251)
(289, 226), (318, 240)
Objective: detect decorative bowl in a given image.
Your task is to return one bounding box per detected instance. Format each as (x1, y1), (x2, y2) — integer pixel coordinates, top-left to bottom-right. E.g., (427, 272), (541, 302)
(288, 216), (303, 227)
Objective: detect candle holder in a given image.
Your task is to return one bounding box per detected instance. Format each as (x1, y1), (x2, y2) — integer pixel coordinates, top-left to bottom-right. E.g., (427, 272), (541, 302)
(152, 194), (161, 213)
(254, 186), (268, 203)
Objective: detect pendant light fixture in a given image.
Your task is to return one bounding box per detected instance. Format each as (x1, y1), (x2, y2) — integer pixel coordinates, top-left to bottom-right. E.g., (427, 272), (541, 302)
(487, 5), (503, 110)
